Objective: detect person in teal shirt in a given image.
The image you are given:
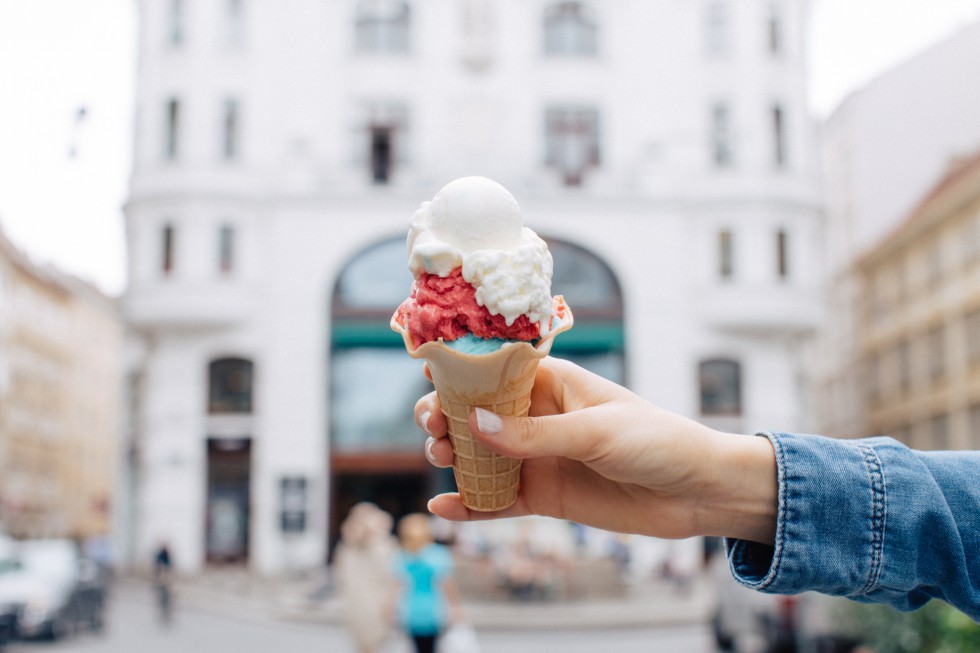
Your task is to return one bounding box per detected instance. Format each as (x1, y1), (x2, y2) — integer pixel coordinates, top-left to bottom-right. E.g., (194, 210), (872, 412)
(392, 513), (459, 653)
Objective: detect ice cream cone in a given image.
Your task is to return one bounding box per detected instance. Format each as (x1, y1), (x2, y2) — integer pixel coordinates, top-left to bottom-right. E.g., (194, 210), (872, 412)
(392, 301), (573, 511)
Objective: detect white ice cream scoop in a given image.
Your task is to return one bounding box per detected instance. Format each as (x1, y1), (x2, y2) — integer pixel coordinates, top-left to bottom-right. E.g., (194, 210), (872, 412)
(406, 176), (554, 327)
(428, 176), (524, 253)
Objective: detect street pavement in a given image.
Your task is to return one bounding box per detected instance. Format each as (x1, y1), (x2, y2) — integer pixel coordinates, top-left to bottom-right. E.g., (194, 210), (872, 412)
(4, 574), (718, 653)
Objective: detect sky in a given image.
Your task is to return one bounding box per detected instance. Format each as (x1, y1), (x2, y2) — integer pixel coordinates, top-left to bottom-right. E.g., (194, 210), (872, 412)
(0, 0), (979, 297)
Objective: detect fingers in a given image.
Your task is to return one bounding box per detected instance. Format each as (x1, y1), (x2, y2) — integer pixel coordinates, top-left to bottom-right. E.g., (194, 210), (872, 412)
(427, 493), (531, 522)
(424, 436), (454, 468)
(468, 405), (610, 463)
(415, 391), (447, 437)
(415, 392), (452, 467)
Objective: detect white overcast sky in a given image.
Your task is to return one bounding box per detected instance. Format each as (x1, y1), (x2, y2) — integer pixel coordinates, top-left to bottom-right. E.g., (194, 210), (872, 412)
(1, 0), (979, 296)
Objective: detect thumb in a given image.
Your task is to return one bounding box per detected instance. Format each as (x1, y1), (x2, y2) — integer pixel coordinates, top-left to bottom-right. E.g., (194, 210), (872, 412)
(468, 406), (602, 462)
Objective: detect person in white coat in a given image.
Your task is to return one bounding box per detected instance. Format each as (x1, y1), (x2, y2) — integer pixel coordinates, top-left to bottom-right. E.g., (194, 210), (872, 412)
(334, 503), (398, 653)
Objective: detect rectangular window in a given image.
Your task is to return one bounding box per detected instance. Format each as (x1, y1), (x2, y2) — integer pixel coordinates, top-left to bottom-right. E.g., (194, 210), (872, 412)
(929, 414), (949, 450)
(962, 217), (979, 268)
(711, 102), (733, 167)
(706, 1), (731, 55)
(544, 2), (598, 56)
(772, 104), (786, 167)
(970, 404), (980, 449)
(927, 326), (945, 383)
(699, 359), (741, 416)
(776, 229), (788, 279)
(222, 99), (240, 160)
(718, 229), (734, 279)
(356, 0), (410, 54)
(226, 0), (244, 47)
(370, 126), (394, 184)
(168, 0), (185, 46)
(867, 353), (882, 405)
(967, 309), (980, 364)
(767, 3), (782, 55)
(545, 107), (601, 187)
(361, 102), (407, 185)
(219, 224), (235, 274)
(898, 340), (911, 394)
(926, 240), (943, 288)
(162, 224), (175, 275)
(165, 98), (180, 160)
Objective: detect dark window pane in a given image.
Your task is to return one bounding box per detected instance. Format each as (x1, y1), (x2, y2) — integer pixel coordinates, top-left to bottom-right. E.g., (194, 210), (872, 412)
(162, 224), (175, 274)
(209, 358), (254, 413)
(700, 359), (741, 415)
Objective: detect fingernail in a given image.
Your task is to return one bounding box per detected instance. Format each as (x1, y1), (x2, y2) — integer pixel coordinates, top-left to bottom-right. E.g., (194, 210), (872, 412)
(474, 407), (502, 434)
(424, 437), (438, 465)
(419, 410), (432, 434)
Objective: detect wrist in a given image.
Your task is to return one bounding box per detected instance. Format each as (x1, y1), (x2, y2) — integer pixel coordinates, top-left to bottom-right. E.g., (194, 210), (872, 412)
(698, 431), (778, 545)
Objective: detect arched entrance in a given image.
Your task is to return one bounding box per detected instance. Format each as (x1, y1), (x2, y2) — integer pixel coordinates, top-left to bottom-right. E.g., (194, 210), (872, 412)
(327, 235), (625, 557)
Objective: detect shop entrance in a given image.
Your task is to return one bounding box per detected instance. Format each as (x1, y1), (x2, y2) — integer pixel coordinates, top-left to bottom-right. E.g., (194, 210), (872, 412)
(205, 437), (251, 564)
(328, 452), (438, 560)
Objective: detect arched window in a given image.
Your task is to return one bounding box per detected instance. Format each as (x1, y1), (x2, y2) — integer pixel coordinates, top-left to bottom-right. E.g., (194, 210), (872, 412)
(208, 357), (254, 414)
(543, 1), (597, 56)
(355, 0), (411, 54)
(699, 359), (741, 416)
(330, 235), (625, 451)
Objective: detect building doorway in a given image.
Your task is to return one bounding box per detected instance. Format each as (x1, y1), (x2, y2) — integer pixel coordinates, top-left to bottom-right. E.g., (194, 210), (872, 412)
(205, 437), (251, 564)
(328, 452), (445, 559)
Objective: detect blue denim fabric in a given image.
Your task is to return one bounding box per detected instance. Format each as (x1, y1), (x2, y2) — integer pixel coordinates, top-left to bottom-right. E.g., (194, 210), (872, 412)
(727, 431), (980, 621)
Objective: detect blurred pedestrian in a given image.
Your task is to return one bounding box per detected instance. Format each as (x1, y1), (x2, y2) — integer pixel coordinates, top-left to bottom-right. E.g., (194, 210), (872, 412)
(152, 542), (173, 625)
(393, 513), (460, 653)
(334, 503), (398, 653)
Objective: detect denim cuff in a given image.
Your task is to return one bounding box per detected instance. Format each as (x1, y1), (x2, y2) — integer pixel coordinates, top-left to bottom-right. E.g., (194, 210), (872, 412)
(727, 431), (886, 597)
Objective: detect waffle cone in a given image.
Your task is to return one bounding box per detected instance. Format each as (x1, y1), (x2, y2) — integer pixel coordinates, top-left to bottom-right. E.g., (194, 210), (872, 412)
(392, 300), (573, 511)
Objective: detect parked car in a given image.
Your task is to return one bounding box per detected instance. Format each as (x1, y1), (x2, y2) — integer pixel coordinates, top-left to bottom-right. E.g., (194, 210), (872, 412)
(0, 539), (106, 641)
(0, 536), (19, 648)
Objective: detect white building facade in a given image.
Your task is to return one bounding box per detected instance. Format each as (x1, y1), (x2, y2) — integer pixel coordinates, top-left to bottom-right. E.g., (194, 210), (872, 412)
(122, 0), (822, 575)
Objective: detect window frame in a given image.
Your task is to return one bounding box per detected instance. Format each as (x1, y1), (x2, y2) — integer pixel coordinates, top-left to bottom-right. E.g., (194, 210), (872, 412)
(355, 0), (411, 55)
(208, 357), (255, 414)
(164, 97), (180, 161)
(222, 98), (240, 161)
(544, 105), (601, 187)
(543, 1), (598, 57)
(711, 101), (734, 167)
(161, 223), (176, 276)
(718, 229), (734, 279)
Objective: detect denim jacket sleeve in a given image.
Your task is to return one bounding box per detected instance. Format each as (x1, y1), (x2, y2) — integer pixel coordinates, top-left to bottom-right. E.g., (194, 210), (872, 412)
(726, 431), (980, 620)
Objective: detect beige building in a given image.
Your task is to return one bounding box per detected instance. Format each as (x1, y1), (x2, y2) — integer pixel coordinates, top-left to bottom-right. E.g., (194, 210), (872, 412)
(813, 20), (980, 441)
(0, 226), (123, 540)
(854, 150), (980, 451)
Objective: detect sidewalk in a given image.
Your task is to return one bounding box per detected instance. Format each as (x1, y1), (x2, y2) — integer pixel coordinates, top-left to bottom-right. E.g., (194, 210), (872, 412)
(160, 569), (714, 630)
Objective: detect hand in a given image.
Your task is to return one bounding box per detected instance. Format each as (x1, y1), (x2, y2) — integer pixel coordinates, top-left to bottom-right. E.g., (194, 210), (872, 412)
(416, 357), (777, 545)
